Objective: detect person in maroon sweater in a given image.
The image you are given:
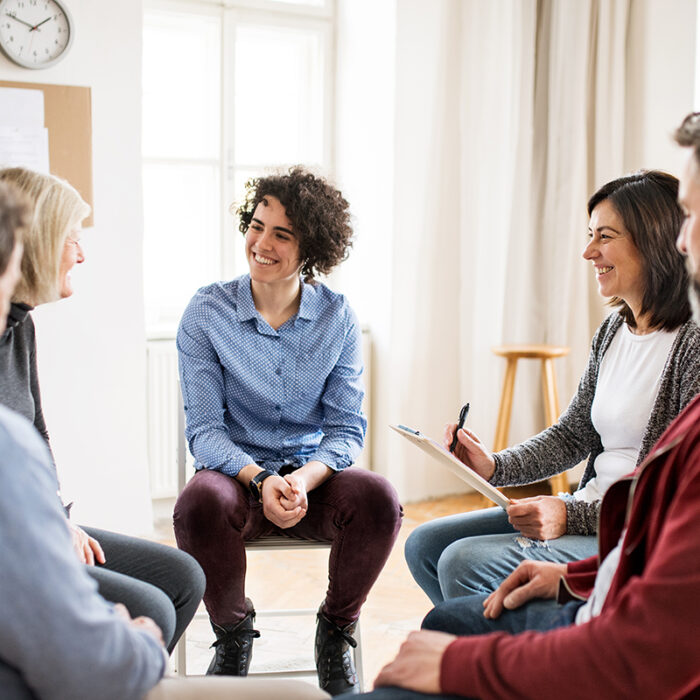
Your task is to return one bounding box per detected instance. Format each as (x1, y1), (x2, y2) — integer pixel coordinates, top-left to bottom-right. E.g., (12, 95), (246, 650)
(357, 115), (700, 700)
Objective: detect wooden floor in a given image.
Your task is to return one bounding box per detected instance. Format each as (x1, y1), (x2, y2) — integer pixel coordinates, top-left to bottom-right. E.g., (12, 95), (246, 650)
(156, 484), (548, 688)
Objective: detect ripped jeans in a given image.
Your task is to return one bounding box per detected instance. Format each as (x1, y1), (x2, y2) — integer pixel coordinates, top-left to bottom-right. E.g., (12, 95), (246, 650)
(404, 506), (597, 605)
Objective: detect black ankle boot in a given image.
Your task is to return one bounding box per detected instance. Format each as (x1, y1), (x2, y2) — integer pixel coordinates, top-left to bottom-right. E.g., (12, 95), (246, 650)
(315, 610), (359, 696)
(206, 601), (260, 676)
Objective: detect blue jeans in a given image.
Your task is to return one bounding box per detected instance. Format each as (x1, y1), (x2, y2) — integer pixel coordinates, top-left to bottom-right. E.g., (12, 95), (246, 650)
(84, 526), (205, 653)
(422, 593), (581, 635)
(404, 506), (597, 604)
(356, 596), (581, 700)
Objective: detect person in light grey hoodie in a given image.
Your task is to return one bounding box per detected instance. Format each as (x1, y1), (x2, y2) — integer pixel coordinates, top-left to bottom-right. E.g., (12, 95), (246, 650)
(0, 177), (329, 700)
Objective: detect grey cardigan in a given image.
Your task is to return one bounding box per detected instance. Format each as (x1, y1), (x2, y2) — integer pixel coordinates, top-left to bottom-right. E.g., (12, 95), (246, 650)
(491, 313), (700, 534)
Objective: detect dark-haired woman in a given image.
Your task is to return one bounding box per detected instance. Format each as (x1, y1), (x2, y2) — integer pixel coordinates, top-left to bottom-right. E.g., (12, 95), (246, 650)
(174, 167), (402, 696)
(405, 170), (700, 605)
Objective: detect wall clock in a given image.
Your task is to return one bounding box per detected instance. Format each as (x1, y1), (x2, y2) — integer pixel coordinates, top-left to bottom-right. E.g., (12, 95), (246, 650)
(0, 0), (73, 69)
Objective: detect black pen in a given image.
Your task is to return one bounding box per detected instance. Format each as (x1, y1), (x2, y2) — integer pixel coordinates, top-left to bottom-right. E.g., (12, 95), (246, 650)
(449, 403), (470, 453)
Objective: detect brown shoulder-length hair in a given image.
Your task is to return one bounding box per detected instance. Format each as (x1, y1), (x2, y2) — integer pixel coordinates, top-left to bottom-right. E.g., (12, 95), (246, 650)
(235, 166), (353, 282)
(587, 170), (689, 331)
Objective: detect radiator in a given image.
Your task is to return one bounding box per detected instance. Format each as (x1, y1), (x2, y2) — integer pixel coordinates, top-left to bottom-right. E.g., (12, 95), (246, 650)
(146, 330), (372, 499)
(146, 339), (187, 498)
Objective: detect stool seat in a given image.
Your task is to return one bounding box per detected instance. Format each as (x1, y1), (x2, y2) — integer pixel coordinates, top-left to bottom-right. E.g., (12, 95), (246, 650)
(492, 344), (570, 360)
(492, 343), (571, 496)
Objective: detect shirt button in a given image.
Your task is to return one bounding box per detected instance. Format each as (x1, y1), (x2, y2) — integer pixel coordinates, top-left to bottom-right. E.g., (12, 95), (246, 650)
(275, 404), (281, 411)
(275, 368), (282, 375)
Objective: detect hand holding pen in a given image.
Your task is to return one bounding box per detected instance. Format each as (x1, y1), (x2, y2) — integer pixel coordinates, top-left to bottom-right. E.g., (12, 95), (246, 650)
(449, 403), (470, 452)
(444, 403), (497, 481)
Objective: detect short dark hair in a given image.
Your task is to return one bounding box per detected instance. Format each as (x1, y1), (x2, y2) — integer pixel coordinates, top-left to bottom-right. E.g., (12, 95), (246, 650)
(235, 166), (353, 281)
(0, 180), (27, 276)
(587, 170), (689, 331)
(674, 112), (700, 167)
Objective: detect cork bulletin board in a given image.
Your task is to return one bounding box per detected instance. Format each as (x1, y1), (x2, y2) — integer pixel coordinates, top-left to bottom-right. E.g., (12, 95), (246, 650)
(0, 79), (93, 226)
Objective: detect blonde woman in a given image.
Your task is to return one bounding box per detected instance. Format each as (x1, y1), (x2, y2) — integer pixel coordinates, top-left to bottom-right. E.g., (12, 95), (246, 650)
(0, 167), (205, 652)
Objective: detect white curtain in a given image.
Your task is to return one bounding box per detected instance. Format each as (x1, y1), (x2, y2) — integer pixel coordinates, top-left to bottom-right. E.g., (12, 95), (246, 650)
(374, 0), (629, 500)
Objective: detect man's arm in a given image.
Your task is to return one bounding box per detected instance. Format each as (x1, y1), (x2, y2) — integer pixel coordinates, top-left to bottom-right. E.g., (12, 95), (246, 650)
(436, 471), (700, 699)
(374, 561), (564, 695)
(0, 411), (165, 700)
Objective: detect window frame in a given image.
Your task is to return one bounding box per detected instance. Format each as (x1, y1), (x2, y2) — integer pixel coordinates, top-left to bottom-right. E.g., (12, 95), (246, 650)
(142, 0), (336, 337)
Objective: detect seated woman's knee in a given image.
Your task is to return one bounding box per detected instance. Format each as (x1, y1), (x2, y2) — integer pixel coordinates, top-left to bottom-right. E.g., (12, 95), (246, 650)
(404, 526), (431, 571)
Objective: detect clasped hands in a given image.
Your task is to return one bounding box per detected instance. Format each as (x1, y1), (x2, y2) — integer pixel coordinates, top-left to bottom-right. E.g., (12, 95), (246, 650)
(261, 472), (308, 529)
(444, 422), (567, 540)
(374, 559), (566, 693)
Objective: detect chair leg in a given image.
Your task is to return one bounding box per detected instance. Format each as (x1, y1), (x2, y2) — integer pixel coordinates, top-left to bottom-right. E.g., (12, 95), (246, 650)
(174, 633), (187, 676)
(354, 617), (364, 691)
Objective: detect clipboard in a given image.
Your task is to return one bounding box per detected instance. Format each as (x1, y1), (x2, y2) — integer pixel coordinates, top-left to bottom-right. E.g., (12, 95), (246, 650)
(390, 424), (510, 510)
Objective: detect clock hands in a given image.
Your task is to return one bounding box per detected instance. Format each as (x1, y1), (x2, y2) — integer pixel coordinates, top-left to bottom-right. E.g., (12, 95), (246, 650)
(5, 14), (53, 32)
(32, 17), (52, 30)
(6, 13), (35, 30)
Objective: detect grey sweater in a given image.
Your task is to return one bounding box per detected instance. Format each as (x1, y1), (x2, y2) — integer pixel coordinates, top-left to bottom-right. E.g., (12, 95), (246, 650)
(0, 303), (50, 445)
(0, 405), (165, 700)
(491, 314), (700, 534)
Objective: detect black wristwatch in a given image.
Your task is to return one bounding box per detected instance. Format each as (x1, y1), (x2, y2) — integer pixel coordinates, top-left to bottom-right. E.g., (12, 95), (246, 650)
(248, 469), (275, 502)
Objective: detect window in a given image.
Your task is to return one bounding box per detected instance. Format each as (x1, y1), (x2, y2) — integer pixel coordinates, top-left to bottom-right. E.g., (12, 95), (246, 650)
(142, 0), (335, 336)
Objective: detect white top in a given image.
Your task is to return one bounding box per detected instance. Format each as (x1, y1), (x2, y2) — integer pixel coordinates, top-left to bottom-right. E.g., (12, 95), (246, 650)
(575, 530), (626, 625)
(574, 324), (678, 504)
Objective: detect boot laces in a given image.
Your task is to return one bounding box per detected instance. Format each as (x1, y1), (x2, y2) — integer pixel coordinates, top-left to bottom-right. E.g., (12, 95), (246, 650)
(318, 619), (357, 684)
(210, 627), (260, 675)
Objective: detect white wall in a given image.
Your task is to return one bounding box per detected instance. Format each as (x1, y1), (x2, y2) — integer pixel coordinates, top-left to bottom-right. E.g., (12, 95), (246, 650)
(0, 0), (152, 533)
(334, 0), (396, 476)
(336, 0), (698, 503)
(625, 0), (696, 174)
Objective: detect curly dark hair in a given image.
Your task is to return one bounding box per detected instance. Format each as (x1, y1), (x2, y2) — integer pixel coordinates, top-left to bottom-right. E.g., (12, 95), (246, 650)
(235, 166), (353, 280)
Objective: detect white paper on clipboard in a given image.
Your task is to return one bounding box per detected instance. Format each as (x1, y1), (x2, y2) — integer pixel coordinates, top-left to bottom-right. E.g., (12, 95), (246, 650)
(390, 424), (510, 510)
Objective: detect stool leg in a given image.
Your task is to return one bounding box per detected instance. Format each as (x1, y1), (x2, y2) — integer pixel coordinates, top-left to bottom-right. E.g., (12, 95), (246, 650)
(541, 359), (560, 425)
(493, 358), (518, 452)
(541, 359), (569, 494)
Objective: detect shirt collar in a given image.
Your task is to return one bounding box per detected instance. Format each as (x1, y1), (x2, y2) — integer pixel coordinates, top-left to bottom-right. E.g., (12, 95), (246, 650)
(236, 274), (321, 323)
(8, 302), (31, 324)
(236, 275), (258, 322)
(297, 279), (321, 321)
(1, 302), (31, 342)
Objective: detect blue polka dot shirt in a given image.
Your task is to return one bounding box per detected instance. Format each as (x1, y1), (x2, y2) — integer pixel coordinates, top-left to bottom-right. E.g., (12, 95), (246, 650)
(177, 274), (367, 477)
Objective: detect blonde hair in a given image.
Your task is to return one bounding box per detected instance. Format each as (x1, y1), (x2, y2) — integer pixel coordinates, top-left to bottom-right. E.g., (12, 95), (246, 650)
(0, 168), (90, 305)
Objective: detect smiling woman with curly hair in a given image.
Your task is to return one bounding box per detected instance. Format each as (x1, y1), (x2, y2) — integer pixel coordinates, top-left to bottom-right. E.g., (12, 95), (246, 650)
(174, 166), (402, 696)
(236, 166), (353, 281)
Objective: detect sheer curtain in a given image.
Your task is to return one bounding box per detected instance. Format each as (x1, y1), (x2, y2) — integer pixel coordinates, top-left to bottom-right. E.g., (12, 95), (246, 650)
(374, 0), (629, 500)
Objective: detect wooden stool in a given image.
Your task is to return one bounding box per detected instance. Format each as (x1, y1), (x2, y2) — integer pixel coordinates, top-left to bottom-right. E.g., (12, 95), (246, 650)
(492, 344), (570, 495)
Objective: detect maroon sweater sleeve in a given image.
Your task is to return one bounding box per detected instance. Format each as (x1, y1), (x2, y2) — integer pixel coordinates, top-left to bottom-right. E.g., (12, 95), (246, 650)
(558, 555), (599, 602)
(439, 468), (700, 699)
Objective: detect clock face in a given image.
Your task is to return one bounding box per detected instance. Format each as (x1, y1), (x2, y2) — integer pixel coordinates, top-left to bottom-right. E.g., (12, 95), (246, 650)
(0, 0), (73, 69)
